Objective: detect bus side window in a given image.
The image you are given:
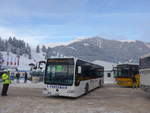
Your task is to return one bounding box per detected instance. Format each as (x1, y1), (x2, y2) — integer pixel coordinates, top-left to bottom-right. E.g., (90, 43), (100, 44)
(99, 71), (104, 77)
(95, 71), (100, 77)
(82, 66), (91, 78)
(75, 65), (81, 86)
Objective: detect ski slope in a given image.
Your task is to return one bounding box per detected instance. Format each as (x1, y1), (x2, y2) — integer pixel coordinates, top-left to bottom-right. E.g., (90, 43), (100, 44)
(1, 49), (45, 71)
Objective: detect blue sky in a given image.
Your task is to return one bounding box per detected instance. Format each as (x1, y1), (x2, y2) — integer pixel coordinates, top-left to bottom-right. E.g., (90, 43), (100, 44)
(0, 0), (150, 45)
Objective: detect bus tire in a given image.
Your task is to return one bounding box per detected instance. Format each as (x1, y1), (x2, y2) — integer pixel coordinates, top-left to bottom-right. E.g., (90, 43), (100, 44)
(98, 80), (102, 88)
(85, 84), (89, 94)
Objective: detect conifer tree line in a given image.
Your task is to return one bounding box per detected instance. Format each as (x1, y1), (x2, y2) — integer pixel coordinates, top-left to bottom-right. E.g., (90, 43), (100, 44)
(0, 37), (32, 58)
(0, 37), (49, 60)
(36, 45), (49, 59)
(36, 45), (47, 53)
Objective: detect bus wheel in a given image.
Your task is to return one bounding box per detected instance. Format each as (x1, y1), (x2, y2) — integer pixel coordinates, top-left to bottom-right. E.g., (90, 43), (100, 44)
(98, 80), (101, 88)
(85, 84), (89, 94)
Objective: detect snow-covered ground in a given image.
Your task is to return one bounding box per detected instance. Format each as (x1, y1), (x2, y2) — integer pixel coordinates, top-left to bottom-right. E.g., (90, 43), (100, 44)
(0, 85), (149, 113)
(11, 79), (45, 88)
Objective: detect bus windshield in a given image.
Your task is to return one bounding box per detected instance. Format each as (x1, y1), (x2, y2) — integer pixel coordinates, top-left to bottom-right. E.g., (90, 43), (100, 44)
(45, 64), (74, 85)
(117, 67), (130, 77)
(116, 66), (139, 78)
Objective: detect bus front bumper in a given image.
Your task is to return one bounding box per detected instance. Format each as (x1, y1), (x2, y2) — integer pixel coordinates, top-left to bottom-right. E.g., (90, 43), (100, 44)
(42, 88), (78, 97)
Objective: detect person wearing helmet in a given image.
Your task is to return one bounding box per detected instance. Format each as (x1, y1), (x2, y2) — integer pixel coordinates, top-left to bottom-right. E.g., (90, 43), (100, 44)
(1, 70), (11, 96)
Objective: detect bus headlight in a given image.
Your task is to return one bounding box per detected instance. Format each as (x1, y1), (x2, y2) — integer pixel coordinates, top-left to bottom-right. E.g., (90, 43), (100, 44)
(67, 90), (74, 93)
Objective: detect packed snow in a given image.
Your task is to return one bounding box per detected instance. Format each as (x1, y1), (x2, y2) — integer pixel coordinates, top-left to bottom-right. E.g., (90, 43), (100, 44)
(67, 46), (77, 51)
(10, 79), (44, 88)
(1, 84), (148, 113)
(118, 40), (137, 43)
(83, 43), (90, 46)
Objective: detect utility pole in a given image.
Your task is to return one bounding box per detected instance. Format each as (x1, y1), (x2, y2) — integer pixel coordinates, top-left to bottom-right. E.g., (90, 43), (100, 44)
(7, 43), (11, 66)
(16, 48), (20, 66)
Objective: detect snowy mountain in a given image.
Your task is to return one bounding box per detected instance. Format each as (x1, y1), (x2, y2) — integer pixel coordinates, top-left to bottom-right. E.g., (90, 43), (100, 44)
(1, 36), (150, 71)
(46, 37), (150, 63)
(46, 38), (86, 48)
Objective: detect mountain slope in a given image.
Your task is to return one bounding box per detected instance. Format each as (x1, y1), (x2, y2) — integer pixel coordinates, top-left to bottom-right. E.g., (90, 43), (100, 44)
(46, 37), (150, 63)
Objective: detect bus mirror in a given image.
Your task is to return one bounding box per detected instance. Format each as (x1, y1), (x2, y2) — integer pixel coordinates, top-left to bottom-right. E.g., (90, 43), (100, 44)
(78, 66), (81, 74)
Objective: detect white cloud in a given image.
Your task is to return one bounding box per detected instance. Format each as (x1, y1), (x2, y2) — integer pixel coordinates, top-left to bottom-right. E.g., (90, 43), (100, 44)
(0, 0), (150, 45)
(0, 26), (47, 46)
(0, 27), (16, 39)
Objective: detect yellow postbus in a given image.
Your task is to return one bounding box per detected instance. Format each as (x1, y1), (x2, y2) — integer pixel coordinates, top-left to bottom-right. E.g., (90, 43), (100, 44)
(114, 64), (140, 87)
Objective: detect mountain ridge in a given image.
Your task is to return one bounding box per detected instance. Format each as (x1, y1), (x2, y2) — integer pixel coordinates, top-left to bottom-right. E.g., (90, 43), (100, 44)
(45, 37), (150, 63)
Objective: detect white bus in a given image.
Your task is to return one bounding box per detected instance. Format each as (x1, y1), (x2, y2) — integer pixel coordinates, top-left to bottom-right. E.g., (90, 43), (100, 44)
(43, 58), (104, 97)
(140, 54), (150, 92)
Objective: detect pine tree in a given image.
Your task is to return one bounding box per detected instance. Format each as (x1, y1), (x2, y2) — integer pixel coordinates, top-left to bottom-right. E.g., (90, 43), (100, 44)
(28, 48), (32, 59)
(45, 47), (52, 59)
(42, 45), (47, 53)
(36, 45), (40, 53)
(27, 46), (32, 59)
(0, 52), (3, 69)
(0, 52), (3, 60)
(0, 36), (32, 59)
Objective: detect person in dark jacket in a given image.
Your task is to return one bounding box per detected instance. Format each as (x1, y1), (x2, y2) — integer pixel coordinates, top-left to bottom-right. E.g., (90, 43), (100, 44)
(16, 72), (20, 83)
(24, 72), (28, 83)
(132, 75), (137, 89)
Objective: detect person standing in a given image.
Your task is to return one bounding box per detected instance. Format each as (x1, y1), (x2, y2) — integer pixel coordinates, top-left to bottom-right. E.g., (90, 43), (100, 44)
(16, 72), (20, 83)
(24, 72), (28, 83)
(1, 70), (11, 96)
(132, 75), (137, 89)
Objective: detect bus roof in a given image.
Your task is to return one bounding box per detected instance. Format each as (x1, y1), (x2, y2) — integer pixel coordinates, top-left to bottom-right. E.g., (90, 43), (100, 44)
(76, 59), (104, 69)
(117, 64), (139, 67)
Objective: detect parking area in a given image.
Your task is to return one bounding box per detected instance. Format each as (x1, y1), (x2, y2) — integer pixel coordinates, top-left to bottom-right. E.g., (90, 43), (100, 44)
(0, 85), (150, 113)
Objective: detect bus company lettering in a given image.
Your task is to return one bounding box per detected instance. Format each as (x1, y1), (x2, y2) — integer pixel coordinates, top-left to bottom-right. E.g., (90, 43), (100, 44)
(48, 59), (68, 63)
(47, 85), (67, 89)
